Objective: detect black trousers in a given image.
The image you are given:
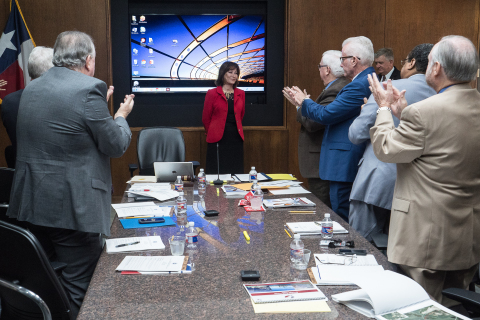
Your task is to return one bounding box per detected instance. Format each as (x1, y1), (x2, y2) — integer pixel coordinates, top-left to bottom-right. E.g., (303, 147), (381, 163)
(26, 223), (103, 319)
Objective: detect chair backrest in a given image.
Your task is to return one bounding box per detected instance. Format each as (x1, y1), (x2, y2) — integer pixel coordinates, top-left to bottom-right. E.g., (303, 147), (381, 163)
(0, 277), (52, 320)
(137, 127), (186, 176)
(4, 145), (15, 169)
(0, 167), (15, 204)
(0, 221), (72, 320)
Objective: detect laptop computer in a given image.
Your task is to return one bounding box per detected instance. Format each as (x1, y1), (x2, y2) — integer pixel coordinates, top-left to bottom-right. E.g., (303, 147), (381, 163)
(154, 162), (194, 182)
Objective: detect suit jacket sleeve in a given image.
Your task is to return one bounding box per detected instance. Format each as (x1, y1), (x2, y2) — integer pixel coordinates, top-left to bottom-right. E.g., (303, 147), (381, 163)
(300, 82), (365, 126)
(296, 89), (337, 132)
(370, 106), (424, 163)
(348, 94), (377, 144)
(202, 90), (214, 134)
(84, 82), (131, 158)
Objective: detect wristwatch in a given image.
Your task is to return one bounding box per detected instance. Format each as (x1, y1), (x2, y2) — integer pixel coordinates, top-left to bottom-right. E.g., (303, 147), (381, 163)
(377, 107), (392, 114)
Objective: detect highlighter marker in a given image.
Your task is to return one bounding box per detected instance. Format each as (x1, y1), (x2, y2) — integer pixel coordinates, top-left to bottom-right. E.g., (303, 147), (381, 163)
(243, 231), (250, 241)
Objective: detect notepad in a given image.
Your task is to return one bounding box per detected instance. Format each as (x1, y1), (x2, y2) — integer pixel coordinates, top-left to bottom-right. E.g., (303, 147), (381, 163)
(128, 175), (157, 183)
(105, 236), (165, 253)
(112, 202), (173, 218)
(244, 280), (327, 304)
(119, 216), (176, 229)
(264, 173), (296, 180)
(116, 255), (187, 272)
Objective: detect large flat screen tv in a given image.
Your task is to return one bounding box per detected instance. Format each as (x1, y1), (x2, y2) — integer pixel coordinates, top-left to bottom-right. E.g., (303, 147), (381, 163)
(130, 14), (265, 94)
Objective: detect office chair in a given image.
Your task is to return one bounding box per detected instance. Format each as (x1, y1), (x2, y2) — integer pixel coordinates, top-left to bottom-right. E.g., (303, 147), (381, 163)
(0, 221), (72, 320)
(0, 167), (21, 226)
(0, 277), (52, 320)
(4, 145), (15, 168)
(129, 126), (200, 177)
(442, 288), (480, 319)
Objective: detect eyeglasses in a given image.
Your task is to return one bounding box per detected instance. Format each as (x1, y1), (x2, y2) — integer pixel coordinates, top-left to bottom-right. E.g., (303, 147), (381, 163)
(318, 64), (328, 69)
(340, 56), (361, 62)
(316, 254), (358, 266)
(401, 58), (410, 66)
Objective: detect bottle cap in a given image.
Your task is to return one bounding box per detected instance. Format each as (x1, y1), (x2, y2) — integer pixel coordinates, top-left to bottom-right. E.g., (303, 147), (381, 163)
(189, 222), (195, 227)
(325, 213), (330, 218)
(200, 168), (204, 172)
(179, 191), (184, 195)
(294, 234), (300, 239)
(251, 166), (255, 169)
(177, 175), (181, 178)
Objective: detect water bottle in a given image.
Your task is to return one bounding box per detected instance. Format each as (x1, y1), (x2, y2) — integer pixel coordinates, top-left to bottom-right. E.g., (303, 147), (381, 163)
(186, 246), (198, 271)
(176, 192), (187, 227)
(290, 234), (304, 263)
(198, 183), (206, 199)
(249, 166), (258, 190)
(250, 185), (263, 210)
(186, 221), (198, 248)
(174, 175), (183, 191)
(321, 213), (333, 239)
(198, 168), (206, 185)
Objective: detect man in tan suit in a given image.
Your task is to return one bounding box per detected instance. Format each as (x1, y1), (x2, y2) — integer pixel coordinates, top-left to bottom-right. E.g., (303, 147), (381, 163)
(368, 35), (480, 306)
(284, 50), (349, 206)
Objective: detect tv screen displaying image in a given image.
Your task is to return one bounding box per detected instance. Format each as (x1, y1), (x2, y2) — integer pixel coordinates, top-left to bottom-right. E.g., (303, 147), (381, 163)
(130, 14), (265, 93)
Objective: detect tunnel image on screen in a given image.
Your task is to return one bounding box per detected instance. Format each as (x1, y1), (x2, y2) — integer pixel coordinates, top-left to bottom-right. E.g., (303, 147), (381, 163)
(130, 14), (265, 93)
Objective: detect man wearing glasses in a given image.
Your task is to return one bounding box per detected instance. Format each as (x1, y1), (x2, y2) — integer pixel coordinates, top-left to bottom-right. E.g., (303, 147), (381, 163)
(284, 36), (375, 222)
(348, 43), (436, 241)
(283, 50), (349, 207)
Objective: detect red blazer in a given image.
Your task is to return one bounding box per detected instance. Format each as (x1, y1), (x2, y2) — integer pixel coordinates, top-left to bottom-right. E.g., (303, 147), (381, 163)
(202, 86), (245, 143)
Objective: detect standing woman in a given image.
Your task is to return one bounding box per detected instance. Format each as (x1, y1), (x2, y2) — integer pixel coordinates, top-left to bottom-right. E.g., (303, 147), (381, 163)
(202, 62), (245, 174)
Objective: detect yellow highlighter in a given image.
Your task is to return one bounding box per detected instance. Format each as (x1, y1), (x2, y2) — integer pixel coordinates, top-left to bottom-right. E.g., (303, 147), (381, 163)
(243, 231), (250, 241)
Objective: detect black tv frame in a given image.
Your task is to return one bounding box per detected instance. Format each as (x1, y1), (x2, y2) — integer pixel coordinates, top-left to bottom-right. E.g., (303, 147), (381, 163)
(111, 0), (284, 127)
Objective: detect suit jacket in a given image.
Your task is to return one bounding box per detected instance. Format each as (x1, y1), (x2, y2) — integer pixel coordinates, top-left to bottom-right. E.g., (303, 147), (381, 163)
(377, 66), (401, 81)
(296, 77), (350, 178)
(301, 67), (374, 182)
(349, 74), (436, 209)
(7, 67), (132, 236)
(1, 88), (24, 165)
(370, 83), (480, 270)
(202, 86), (245, 143)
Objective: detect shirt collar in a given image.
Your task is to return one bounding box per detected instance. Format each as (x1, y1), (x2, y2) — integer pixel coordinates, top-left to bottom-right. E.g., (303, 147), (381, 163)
(325, 79), (337, 90)
(384, 67), (395, 80)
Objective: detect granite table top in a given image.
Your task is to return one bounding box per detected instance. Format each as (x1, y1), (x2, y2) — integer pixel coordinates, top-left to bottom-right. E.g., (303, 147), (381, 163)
(77, 184), (393, 319)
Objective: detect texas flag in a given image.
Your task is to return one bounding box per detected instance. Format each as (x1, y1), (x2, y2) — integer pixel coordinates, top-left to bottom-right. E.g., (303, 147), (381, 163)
(0, 0), (35, 103)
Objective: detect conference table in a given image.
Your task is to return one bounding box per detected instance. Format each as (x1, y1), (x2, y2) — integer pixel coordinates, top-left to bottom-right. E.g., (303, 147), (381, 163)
(77, 183), (394, 319)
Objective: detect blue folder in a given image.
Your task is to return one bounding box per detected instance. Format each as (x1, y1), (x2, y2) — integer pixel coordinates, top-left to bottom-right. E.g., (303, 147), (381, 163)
(119, 216), (176, 229)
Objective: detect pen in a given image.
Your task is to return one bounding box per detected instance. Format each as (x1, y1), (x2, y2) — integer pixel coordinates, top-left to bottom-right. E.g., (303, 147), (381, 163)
(116, 241), (140, 248)
(284, 228), (292, 238)
(243, 230), (250, 241)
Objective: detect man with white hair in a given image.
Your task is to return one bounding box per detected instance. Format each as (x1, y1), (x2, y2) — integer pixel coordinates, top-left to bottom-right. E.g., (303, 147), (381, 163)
(7, 31), (134, 317)
(1, 46), (54, 167)
(284, 36), (375, 221)
(284, 50), (349, 205)
(368, 35), (480, 306)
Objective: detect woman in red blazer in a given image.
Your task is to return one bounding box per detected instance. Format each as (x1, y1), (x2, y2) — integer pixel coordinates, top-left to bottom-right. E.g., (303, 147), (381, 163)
(202, 61), (245, 174)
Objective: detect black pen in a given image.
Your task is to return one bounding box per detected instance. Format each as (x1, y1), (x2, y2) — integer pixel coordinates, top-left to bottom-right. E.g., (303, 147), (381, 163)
(116, 241), (140, 248)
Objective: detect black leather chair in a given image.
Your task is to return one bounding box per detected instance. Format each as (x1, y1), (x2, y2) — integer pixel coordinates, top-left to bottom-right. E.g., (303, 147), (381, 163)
(0, 221), (72, 320)
(442, 288), (480, 319)
(0, 277), (52, 320)
(129, 126), (200, 177)
(0, 167), (19, 226)
(4, 145), (15, 168)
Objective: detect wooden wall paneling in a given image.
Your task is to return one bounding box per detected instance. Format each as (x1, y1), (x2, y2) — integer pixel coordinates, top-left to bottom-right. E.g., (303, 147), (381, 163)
(111, 130), (138, 196)
(243, 129), (289, 174)
(285, 0), (386, 186)
(385, 0), (480, 70)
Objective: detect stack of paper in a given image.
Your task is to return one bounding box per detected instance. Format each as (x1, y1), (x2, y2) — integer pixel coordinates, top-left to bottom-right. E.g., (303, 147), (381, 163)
(234, 173), (270, 182)
(105, 236), (165, 253)
(263, 197), (315, 208)
(311, 254), (384, 285)
(222, 185), (248, 196)
(259, 180), (311, 195)
(127, 183), (178, 201)
(116, 255), (187, 272)
(127, 175), (157, 183)
(206, 174), (241, 182)
(112, 202), (172, 218)
(286, 221), (348, 236)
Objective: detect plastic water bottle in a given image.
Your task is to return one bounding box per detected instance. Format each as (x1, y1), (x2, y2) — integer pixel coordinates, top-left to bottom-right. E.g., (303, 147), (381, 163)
(198, 168), (206, 185)
(198, 183), (206, 199)
(175, 175), (184, 191)
(186, 222), (198, 248)
(186, 246), (198, 271)
(290, 234), (304, 263)
(249, 166), (258, 190)
(321, 213), (333, 239)
(176, 192), (187, 226)
(250, 185), (264, 210)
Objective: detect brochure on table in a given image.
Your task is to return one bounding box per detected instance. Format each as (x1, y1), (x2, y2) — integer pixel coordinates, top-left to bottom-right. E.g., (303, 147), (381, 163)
(263, 197), (315, 208)
(311, 254), (383, 285)
(112, 202), (172, 218)
(331, 270), (469, 320)
(234, 173), (270, 182)
(106, 236), (165, 253)
(244, 280), (327, 304)
(116, 255), (187, 272)
(286, 221), (348, 236)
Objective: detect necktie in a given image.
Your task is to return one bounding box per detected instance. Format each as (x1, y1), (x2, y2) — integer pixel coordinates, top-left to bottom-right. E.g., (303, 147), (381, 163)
(381, 75), (386, 82)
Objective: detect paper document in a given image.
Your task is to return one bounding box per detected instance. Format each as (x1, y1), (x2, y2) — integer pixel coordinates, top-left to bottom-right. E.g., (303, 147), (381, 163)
(106, 236), (165, 253)
(286, 221), (348, 235)
(252, 299), (330, 313)
(234, 173), (269, 182)
(127, 175), (157, 183)
(263, 197), (315, 208)
(265, 173), (296, 180)
(244, 280), (327, 304)
(127, 183), (173, 197)
(269, 186), (311, 195)
(116, 255), (186, 272)
(112, 202), (172, 218)
(259, 180), (302, 187)
(206, 174), (240, 182)
(126, 190), (178, 202)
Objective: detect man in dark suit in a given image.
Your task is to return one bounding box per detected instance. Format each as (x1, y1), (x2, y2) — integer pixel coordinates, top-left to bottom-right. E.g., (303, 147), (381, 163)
(374, 48), (401, 82)
(7, 31), (134, 318)
(284, 36), (374, 221)
(1, 46), (54, 168)
(284, 50), (349, 206)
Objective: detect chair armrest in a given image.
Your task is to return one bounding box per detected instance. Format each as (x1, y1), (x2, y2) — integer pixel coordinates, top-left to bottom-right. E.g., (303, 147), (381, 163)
(128, 164), (138, 177)
(442, 288), (480, 313)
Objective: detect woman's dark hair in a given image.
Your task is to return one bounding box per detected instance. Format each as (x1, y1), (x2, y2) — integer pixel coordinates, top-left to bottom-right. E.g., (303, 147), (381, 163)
(215, 61), (240, 88)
